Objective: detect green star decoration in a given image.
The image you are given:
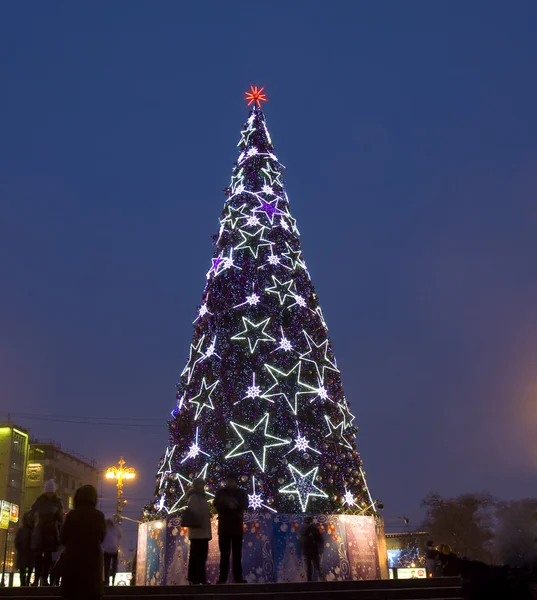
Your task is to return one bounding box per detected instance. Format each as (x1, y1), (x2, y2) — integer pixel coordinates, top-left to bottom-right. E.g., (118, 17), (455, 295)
(231, 317), (276, 353)
(324, 415), (353, 449)
(226, 413), (290, 471)
(234, 226), (274, 258)
(188, 377), (219, 420)
(279, 465), (328, 512)
(265, 275), (296, 306)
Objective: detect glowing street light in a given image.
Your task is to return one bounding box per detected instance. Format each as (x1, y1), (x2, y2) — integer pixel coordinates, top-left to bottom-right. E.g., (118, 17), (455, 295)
(106, 457), (136, 516)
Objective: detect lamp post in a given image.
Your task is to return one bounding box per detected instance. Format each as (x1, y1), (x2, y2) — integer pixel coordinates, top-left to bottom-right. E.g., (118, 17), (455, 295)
(105, 457), (136, 517)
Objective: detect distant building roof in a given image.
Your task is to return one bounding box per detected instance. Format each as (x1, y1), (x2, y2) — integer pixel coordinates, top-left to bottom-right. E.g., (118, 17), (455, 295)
(30, 439), (98, 470)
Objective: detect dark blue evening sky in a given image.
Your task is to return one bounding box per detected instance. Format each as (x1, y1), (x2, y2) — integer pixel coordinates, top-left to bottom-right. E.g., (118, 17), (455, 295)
(2, 1), (537, 534)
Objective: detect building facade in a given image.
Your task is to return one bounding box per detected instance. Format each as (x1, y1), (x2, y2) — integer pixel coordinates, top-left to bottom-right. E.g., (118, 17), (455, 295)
(24, 441), (100, 513)
(0, 423), (29, 580)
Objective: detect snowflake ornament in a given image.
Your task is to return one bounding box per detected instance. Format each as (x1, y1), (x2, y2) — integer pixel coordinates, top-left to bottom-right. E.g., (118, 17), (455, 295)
(246, 293), (260, 306)
(246, 215), (261, 227)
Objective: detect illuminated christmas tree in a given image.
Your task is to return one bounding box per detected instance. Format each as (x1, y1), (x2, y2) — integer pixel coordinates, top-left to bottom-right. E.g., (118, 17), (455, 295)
(147, 87), (374, 517)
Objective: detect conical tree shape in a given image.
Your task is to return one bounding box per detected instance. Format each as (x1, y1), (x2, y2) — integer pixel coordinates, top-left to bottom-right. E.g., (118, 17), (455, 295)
(147, 104), (374, 517)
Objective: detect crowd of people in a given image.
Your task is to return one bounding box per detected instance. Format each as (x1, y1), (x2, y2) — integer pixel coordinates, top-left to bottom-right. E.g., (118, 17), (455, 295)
(14, 479), (122, 597)
(184, 471), (325, 584)
(14, 471), (325, 595)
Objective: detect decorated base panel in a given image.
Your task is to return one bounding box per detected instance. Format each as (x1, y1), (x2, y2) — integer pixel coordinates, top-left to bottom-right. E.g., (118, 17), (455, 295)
(137, 513), (383, 585)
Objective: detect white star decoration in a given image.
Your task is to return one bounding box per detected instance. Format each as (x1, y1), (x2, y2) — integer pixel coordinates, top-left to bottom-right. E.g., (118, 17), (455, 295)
(188, 377), (219, 420)
(265, 276), (296, 306)
(226, 413), (289, 471)
(279, 465), (328, 512)
(166, 464), (214, 514)
(263, 362), (311, 414)
(238, 127), (255, 148)
(324, 415), (353, 449)
(299, 331), (339, 384)
(181, 336), (206, 384)
(157, 446), (176, 487)
(234, 226), (274, 258)
(231, 316), (275, 353)
(261, 161), (282, 187)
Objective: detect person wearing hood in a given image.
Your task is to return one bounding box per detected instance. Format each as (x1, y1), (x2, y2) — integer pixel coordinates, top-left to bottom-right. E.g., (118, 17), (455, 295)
(185, 478), (212, 585)
(29, 479), (64, 586)
(213, 472), (248, 584)
(60, 485), (106, 600)
(102, 515), (122, 586)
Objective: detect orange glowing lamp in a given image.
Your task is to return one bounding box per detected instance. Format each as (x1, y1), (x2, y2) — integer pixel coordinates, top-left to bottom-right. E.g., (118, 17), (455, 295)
(245, 85), (267, 108)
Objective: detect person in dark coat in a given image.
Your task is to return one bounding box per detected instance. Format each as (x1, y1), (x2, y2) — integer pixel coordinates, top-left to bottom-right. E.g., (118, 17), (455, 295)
(60, 485), (106, 600)
(300, 517), (324, 582)
(426, 541), (440, 577)
(15, 513), (35, 586)
(439, 544), (459, 577)
(30, 479), (64, 586)
(213, 472), (248, 584)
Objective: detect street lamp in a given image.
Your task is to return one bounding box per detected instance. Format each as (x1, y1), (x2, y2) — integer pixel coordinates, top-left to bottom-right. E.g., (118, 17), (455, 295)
(106, 457), (136, 517)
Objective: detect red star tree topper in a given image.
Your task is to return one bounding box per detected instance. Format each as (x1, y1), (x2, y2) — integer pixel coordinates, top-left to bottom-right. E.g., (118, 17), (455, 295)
(245, 85), (268, 108)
